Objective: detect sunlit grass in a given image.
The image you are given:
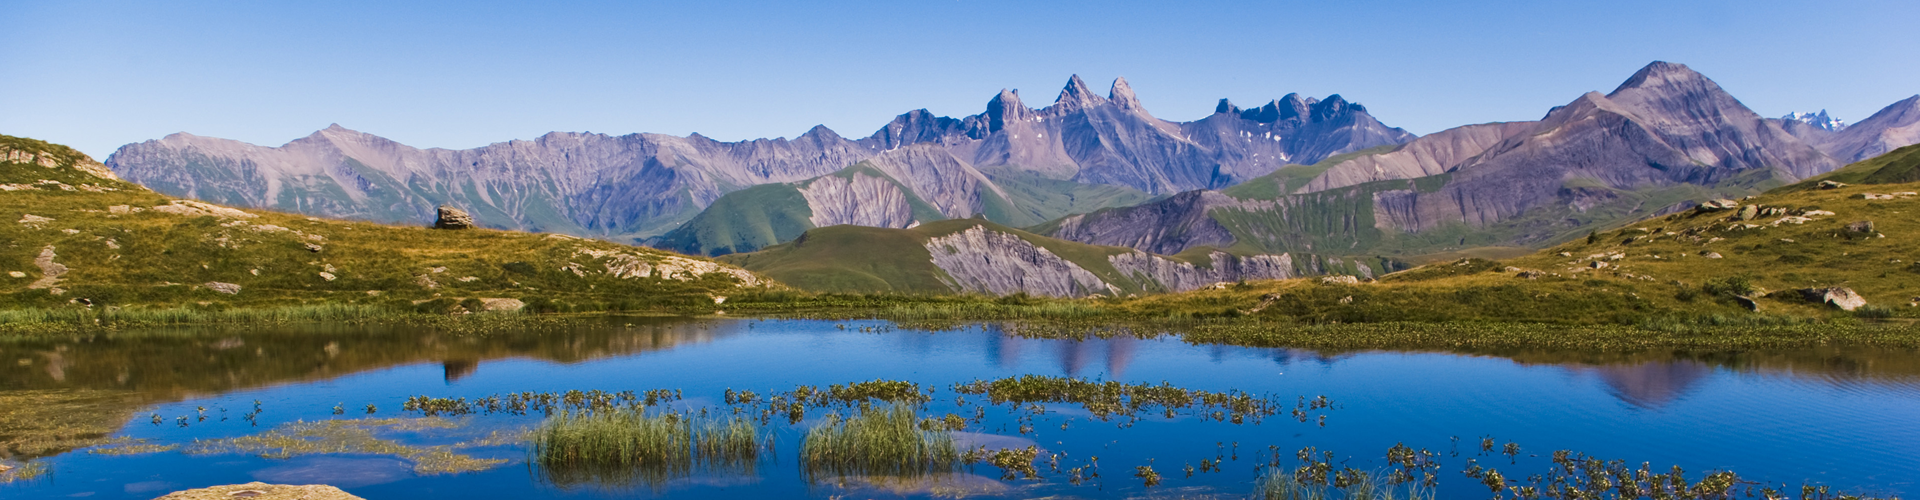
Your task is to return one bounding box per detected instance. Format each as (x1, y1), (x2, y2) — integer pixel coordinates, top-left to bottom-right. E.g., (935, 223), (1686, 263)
(530, 408), (761, 490)
(800, 405), (962, 482)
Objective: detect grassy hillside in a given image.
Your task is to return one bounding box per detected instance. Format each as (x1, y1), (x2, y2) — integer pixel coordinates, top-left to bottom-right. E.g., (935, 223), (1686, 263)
(980, 168), (1152, 227)
(0, 134), (768, 326)
(1780, 143), (1920, 191)
(1110, 152), (1920, 327)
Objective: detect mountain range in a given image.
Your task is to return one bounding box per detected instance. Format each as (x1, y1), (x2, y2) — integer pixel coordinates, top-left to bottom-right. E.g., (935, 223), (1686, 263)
(1033, 62), (1920, 259)
(105, 76), (1411, 248)
(97, 62), (1920, 296)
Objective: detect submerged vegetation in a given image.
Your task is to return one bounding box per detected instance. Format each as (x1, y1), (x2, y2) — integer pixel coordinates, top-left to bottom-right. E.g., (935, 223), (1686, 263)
(951, 375), (1320, 424)
(182, 418), (507, 475)
(530, 408), (762, 490)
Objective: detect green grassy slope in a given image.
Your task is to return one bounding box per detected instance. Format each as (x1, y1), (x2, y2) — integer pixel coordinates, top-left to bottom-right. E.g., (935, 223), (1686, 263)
(0, 134), (767, 315)
(982, 168), (1152, 227)
(1780, 143), (1920, 191)
(650, 183), (814, 256)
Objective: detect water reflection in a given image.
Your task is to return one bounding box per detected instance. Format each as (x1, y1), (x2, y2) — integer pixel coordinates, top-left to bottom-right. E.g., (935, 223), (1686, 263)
(1591, 361), (1714, 409)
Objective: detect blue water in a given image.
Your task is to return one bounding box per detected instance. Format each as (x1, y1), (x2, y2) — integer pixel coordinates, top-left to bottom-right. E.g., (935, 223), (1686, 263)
(3, 319), (1917, 499)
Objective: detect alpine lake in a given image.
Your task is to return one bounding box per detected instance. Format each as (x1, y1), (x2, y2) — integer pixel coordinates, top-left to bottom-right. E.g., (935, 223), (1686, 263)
(1, 318), (1915, 499)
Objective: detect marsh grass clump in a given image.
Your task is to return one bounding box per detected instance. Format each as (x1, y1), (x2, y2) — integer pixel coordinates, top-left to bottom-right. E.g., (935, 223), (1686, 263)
(0, 460), (50, 484)
(530, 408), (761, 490)
(800, 405), (962, 482)
(184, 417), (505, 475)
(950, 375), (1302, 424)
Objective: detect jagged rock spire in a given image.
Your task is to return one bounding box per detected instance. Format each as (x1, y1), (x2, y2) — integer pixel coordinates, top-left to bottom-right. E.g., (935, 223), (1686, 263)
(987, 89), (1030, 132)
(1109, 77), (1143, 111)
(1215, 99), (1239, 115)
(1054, 75), (1107, 110)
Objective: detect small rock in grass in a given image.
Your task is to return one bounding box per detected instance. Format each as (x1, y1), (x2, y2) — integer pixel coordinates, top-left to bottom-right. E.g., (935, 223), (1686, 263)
(1817, 180), (1848, 189)
(318, 272), (336, 281)
(1799, 287), (1867, 311)
(1319, 275), (1359, 285)
(204, 282), (242, 294)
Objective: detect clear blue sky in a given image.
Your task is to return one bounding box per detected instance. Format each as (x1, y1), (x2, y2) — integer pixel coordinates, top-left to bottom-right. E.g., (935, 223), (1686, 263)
(6, 0), (1917, 159)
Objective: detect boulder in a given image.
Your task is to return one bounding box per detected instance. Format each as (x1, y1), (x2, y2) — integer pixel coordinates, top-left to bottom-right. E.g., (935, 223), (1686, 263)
(204, 282), (241, 295)
(1734, 296), (1760, 311)
(479, 298), (525, 312)
(1736, 205), (1759, 221)
(433, 205), (475, 230)
(1799, 287), (1867, 311)
(1817, 180), (1848, 189)
(1319, 275), (1359, 285)
(1696, 199), (1739, 211)
(1845, 220), (1876, 233)
(152, 482), (362, 500)
(1516, 270), (1546, 279)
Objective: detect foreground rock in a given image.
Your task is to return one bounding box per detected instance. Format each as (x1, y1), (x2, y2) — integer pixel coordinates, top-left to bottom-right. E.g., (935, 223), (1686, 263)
(1800, 287), (1867, 311)
(152, 482), (361, 500)
(433, 205), (475, 229)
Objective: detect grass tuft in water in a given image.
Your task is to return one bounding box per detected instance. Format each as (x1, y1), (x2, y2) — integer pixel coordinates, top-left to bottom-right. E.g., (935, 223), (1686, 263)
(800, 405), (962, 482)
(530, 408), (761, 490)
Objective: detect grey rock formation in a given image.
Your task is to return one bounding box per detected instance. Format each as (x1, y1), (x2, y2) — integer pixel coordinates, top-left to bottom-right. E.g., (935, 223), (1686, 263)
(799, 173), (916, 228)
(434, 205), (475, 230)
(108, 77), (1412, 242)
(28, 246), (67, 291)
(204, 282), (242, 294)
(1044, 191), (1238, 255)
(1108, 250), (1297, 292)
(925, 225), (1111, 297)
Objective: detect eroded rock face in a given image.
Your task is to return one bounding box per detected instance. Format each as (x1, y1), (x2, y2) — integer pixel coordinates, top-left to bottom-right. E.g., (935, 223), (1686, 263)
(1108, 251), (1296, 292)
(926, 225), (1111, 297)
(1045, 191), (1238, 255)
(800, 173), (916, 228)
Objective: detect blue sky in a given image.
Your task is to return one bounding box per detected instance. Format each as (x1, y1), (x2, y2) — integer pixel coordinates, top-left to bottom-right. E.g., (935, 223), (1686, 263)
(6, 0), (1918, 158)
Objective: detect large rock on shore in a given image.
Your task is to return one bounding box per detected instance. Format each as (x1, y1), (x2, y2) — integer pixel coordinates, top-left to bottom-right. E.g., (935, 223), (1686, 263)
(433, 205), (475, 230)
(152, 482), (361, 500)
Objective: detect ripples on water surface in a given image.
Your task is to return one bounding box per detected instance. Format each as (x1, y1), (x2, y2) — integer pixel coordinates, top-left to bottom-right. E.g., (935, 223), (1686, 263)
(1, 318), (1916, 499)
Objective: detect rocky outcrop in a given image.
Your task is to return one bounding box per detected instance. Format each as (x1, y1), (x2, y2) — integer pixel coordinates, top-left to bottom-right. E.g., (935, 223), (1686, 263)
(925, 225), (1112, 297)
(1108, 251), (1297, 292)
(152, 482), (362, 500)
(1044, 191), (1238, 255)
(799, 173), (916, 228)
(433, 205), (475, 229)
(203, 282), (242, 294)
(1799, 287), (1866, 311)
(28, 246), (67, 291)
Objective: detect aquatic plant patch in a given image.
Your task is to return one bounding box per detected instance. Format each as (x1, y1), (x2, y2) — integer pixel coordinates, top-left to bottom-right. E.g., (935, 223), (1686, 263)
(182, 418), (507, 475)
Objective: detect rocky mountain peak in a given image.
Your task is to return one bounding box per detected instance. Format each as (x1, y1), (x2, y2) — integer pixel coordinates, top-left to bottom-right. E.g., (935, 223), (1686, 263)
(1309, 95), (1352, 122)
(1782, 110), (1847, 132)
(1053, 74), (1107, 110)
(986, 89), (1030, 132)
(1215, 98), (1240, 115)
(1108, 77), (1143, 111)
(799, 124), (843, 141)
(1610, 61), (1712, 96)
